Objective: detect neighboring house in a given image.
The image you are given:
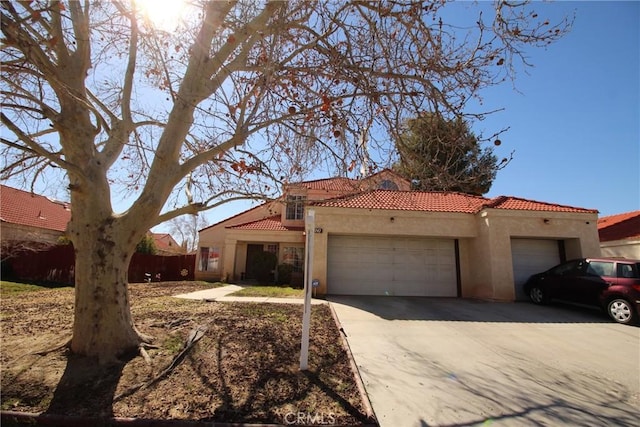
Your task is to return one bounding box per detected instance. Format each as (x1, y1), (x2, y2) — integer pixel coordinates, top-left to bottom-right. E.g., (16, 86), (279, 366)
(598, 211), (640, 259)
(1, 184), (183, 256)
(196, 170), (601, 301)
(151, 232), (185, 255)
(1, 184), (71, 249)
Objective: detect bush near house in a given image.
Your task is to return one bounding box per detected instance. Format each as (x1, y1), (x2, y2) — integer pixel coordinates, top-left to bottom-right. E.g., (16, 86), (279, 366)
(277, 263), (294, 286)
(252, 251), (278, 284)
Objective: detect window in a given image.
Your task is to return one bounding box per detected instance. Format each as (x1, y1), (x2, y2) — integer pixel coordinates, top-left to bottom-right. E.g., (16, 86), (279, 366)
(586, 261), (615, 277)
(266, 244), (278, 254)
(617, 263), (639, 279)
(199, 247), (220, 272)
(286, 195), (305, 220)
(283, 247), (304, 273)
(378, 179), (399, 190)
(550, 260), (581, 276)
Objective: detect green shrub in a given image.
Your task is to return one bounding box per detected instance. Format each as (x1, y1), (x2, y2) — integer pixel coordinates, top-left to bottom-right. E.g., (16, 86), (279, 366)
(136, 234), (157, 254)
(252, 251), (277, 283)
(276, 263), (294, 285)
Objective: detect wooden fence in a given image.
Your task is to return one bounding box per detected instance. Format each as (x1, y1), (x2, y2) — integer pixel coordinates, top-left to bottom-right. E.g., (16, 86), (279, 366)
(3, 244), (196, 285)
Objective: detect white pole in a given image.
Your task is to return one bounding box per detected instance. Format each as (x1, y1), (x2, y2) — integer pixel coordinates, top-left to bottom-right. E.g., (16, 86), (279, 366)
(299, 209), (315, 370)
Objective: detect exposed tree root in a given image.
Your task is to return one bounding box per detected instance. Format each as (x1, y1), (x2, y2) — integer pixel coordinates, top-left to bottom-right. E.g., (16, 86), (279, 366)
(136, 329), (155, 344)
(34, 337), (72, 356)
(115, 324), (208, 401)
(138, 345), (152, 364)
(150, 318), (191, 329)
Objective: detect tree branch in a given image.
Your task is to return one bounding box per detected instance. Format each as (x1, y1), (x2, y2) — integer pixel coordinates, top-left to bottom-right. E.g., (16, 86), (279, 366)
(1, 112), (79, 175)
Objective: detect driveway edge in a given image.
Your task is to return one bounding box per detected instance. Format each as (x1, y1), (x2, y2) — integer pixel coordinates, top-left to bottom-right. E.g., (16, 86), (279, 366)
(328, 303), (378, 426)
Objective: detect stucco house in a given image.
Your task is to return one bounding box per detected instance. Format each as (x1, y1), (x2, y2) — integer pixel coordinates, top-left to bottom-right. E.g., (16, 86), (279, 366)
(1, 184), (71, 248)
(196, 170), (601, 301)
(1, 184), (182, 255)
(598, 211), (640, 259)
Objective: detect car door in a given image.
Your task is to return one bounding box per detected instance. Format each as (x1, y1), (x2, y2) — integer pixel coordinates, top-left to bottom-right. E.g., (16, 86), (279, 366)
(573, 260), (615, 305)
(546, 260), (583, 301)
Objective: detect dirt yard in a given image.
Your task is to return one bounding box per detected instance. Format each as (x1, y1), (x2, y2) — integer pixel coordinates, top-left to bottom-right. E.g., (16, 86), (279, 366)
(1, 282), (374, 425)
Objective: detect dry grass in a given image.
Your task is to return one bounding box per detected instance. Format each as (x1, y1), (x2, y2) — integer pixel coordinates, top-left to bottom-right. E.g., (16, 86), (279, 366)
(0, 281), (373, 425)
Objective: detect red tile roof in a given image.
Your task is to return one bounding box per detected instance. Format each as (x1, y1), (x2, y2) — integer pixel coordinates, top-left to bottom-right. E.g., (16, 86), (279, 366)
(598, 211), (640, 242)
(199, 202), (279, 232)
(151, 233), (182, 253)
(227, 216), (304, 232)
(295, 177), (360, 192)
(1, 184), (71, 232)
(486, 196), (599, 213)
(287, 169), (409, 192)
(312, 190), (598, 214)
(312, 190), (487, 213)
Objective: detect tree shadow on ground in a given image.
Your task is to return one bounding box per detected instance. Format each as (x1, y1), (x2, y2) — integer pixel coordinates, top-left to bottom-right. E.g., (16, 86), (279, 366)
(192, 334), (373, 425)
(44, 351), (127, 418)
(328, 295), (618, 324)
(395, 342), (640, 427)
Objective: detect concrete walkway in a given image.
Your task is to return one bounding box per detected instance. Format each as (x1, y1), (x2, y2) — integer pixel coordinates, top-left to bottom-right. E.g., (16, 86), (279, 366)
(173, 284), (326, 305)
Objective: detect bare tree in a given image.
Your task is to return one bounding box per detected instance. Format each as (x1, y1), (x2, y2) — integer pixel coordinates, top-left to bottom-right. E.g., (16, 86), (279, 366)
(168, 213), (208, 253)
(0, 0), (571, 363)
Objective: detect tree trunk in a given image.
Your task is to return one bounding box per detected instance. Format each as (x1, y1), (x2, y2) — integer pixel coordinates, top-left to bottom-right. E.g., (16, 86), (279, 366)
(69, 214), (145, 364)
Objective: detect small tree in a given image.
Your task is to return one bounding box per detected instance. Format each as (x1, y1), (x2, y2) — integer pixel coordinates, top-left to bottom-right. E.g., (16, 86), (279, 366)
(135, 234), (157, 255)
(394, 113), (511, 195)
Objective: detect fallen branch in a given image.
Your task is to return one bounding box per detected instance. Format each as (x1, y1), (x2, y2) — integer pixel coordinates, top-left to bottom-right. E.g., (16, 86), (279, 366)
(115, 324), (208, 401)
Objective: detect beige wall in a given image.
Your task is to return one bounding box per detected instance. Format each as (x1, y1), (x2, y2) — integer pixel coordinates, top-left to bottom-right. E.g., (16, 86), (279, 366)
(600, 240), (640, 259)
(466, 209), (601, 301)
(1, 223), (64, 245)
(195, 202), (281, 281)
(222, 228), (305, 281)
(308, 206), (601, 301)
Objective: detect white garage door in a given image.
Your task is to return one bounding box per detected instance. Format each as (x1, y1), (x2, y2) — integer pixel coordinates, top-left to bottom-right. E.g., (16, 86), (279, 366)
(511, 238), (562, 301)
(327, 235), (457, 296)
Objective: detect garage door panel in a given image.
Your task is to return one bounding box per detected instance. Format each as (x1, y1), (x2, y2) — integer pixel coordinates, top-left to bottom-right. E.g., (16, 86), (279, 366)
(511, 238), (561, 301)
(328, 235), (457, 296)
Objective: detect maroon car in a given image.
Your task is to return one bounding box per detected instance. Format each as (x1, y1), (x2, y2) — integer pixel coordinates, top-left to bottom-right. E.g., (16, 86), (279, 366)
(524, 257), (640, 325)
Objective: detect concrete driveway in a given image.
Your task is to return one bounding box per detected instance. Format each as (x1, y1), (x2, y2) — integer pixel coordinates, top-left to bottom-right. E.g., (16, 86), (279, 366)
(329, 296), (640, 427)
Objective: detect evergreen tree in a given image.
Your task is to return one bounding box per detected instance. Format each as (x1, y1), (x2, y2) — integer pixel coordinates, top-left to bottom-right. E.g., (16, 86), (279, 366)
(394, 114), (506, 195)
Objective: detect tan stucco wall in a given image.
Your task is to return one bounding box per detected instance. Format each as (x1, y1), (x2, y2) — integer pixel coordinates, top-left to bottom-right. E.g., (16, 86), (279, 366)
(466, 209), (601, 301)
(195, 202), (281, 281)
(1, 223), (64, 245)
(600, 240), (640, 259)
(308, 207), (601, 301)
(222, 229), (305, 281)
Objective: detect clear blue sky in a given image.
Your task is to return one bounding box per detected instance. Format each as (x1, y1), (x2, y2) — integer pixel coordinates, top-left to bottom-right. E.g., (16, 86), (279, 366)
(193, 1), (640, 231)
(477, 1), (639, 217)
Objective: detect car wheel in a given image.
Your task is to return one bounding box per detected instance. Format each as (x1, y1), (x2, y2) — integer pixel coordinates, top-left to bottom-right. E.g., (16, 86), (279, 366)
(607, 299), (637, 325)
(529, 286), (547, 304)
